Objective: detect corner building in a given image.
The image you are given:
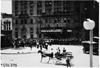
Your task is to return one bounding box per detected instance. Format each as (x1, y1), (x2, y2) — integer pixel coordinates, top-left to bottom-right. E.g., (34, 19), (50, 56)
(12, 0), (95, 40)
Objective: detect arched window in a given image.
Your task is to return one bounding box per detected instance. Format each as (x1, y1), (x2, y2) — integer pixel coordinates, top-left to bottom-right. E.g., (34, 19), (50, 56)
(21, 26), (27, 39)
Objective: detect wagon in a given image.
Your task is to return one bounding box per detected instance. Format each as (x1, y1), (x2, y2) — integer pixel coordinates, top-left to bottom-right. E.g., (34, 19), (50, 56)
(55, 52), (74, 63)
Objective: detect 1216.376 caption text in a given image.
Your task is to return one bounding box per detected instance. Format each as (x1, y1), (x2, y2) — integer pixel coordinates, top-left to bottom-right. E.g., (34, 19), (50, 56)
(1, 63), (17, 67)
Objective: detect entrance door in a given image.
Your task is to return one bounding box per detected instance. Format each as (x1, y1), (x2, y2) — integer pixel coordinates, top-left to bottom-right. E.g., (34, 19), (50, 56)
(21, 27), (27, 39)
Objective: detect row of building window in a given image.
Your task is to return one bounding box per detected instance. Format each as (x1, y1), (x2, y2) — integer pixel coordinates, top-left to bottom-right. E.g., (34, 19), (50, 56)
(15, 19), (33, 24)
(14, 1), (78, 16)
(37, 8), (72, 15)
(15, 17), (80, 24)
(15, 28), (33, 32)
(37, 1), (71, 7)
(14, 1), (77, 10)
(15, 9), (73, 16)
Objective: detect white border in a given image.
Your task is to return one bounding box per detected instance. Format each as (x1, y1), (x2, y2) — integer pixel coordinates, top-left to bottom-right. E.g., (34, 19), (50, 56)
(0, 0), (99, 68)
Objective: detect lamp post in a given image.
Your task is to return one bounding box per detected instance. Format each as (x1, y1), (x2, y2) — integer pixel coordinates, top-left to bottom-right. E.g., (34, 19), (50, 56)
(83, 18), (95, 67)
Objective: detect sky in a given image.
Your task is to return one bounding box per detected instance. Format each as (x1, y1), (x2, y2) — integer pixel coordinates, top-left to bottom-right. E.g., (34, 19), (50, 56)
(1, 0), (12, 14)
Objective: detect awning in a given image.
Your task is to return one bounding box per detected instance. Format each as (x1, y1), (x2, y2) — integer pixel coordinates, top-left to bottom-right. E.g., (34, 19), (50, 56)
(82, 41), (97, 44)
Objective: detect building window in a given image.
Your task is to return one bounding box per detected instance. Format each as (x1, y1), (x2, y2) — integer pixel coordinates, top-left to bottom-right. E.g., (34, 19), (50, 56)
(8, 22), (11, 30)
(58, 18), (61, 23)
(48, 18), (51, 23)
(54, 8), (61, 12)
(15, 1), (18, 10)
(74, 16), (80, 22)
(37, 9), (42, 15)
(30, 27), (33, 38)
(20, 1), (27, 10)
(30, 27), (33, 32)
(30, 1), (33, 8)
(45, 18), (48, 23)
(9, 27), (10, 30)
(45, 1), (52, 7)
(15, 5), (18, 11)
(64, 18), (67, 23)
(54, 1), (61, 6)
(30, 33), (33, 38)
(30, 10), (33, 15)
(54, 18), (57, 23)
(38, 18), (42, 23)
(45, 9), (52, 15)
(24, 19), (27, 24)
(64, 9), (67, 12)
(4, 21), (11, 31)
(37, 1), (42, 8)
(75, 7), (80, 13)
(15, 28), (18, 31)
(21, 11), (23, 14)
(15, 11), (18, 16)
(30, 19), (33, 24)
(68, 18), (70, 23)
(15, 20), (18, 24)
(30, 32), (33, 38)
(15, 32), (18, 38)
(63, 1), (70, 6)
(4, 22), (6, 30)
(24, 10), (27, 14)
(21, 19), (23, 24)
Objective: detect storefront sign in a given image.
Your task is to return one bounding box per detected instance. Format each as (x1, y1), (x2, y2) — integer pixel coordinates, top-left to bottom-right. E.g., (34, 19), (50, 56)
(41, 29), (62, 32)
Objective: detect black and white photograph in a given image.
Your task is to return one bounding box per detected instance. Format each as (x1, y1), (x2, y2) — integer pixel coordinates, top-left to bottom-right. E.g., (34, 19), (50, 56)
(0, 0), (99, 67)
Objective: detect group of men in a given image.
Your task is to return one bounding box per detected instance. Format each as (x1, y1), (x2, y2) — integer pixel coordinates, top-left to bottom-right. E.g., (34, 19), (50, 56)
(36, 40), (50, 50)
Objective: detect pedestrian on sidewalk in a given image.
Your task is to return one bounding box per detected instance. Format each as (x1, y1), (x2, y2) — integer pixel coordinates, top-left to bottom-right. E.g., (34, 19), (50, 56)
(29, 41), (33, 51)
(45, 42), (48, 50)
(36, 41), (39, 49)
(66, 56), (71, 68)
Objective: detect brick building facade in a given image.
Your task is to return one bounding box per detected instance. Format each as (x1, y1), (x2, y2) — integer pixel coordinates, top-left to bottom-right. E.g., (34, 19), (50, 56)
(12, 0), (98, 40)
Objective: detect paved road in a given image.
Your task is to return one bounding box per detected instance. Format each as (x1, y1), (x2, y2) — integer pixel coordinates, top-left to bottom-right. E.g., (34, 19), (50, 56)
(1, 45), (99, 67)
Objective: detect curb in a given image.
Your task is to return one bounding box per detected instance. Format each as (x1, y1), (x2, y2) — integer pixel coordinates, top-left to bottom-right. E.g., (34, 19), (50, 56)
(1, 51), (38, 55)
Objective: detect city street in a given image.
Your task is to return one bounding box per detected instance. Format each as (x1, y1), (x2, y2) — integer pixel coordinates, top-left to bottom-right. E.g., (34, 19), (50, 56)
(1, 0), (99, 68)
(1, 45), (99, 67)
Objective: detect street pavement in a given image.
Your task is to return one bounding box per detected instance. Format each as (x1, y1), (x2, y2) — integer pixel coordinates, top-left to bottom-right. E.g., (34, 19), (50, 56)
(0, 45), (99, 67)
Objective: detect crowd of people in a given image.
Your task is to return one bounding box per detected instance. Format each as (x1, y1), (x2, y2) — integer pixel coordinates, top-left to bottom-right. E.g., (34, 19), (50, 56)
(9, 38), (52, 50)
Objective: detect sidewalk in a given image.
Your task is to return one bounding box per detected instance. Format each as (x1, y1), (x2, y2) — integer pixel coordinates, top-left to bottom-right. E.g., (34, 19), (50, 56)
(0, 45), (57, 54)
(1, 47), (43, 54)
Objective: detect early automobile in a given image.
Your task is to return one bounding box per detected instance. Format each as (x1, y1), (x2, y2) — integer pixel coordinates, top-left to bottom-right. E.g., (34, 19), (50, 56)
(82, 37), (99, 55)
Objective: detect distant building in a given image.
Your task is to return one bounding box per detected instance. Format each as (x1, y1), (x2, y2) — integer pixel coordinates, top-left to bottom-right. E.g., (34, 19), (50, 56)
(12, 0), (98, 40)
(1, 13), (12, 38)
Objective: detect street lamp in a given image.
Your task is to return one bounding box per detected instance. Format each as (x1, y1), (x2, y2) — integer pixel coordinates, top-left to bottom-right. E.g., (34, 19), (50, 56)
(83, 18), (95, 67)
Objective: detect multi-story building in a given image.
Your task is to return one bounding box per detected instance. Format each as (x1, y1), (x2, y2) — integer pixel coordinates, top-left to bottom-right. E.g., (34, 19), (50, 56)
(1, 13), (12, 37)
(12, 0), (98, 40)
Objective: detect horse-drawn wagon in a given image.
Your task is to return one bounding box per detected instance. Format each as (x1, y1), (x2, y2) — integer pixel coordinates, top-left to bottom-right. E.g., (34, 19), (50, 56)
(38, 50), (74, 67)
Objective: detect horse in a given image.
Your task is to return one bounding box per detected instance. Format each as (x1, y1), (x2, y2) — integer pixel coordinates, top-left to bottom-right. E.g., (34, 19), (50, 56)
(38, 50), (54, 63)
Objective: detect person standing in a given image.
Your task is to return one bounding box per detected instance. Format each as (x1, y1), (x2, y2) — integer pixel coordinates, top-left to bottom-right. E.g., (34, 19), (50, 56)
(66, 57), (71, 68)
(45, 42), (48, 50)
(36, 41), (39, 49)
